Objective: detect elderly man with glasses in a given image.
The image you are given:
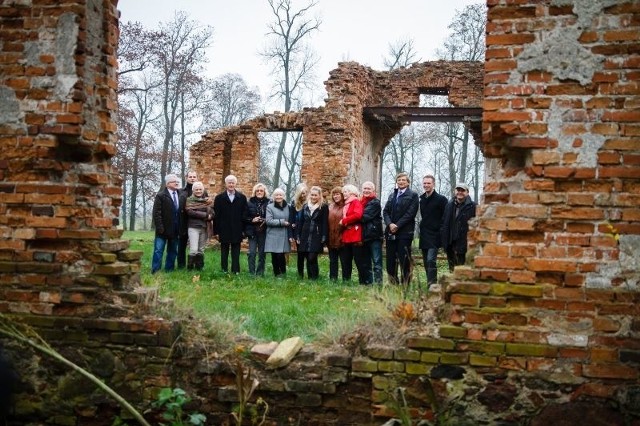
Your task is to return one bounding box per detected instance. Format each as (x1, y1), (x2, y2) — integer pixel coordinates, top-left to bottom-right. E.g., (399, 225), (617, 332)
(151, 174), (182, 273)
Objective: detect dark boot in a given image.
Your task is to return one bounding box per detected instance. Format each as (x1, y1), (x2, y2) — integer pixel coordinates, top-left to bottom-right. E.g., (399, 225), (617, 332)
(187, 254), (196, 270)
(195, 253), (204, 270)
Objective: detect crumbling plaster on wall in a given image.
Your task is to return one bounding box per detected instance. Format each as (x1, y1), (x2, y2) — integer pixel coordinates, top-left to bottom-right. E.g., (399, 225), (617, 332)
(54, 13), (79, 100)
(514, 0), (616, 86)
(586, 234), (640, 290)
(547, 103), (605, 168)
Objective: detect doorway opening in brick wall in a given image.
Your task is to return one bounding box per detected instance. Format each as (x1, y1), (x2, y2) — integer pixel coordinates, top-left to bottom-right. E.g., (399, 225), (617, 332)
(258, 130), (303, 200)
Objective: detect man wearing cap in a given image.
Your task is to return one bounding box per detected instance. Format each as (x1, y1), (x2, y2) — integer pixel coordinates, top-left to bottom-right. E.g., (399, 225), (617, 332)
(441, 182), (476, 272)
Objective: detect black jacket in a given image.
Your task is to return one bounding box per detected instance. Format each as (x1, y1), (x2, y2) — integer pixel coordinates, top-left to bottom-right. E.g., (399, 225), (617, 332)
(418, 190), (448, 250)
(245, 196), (269, 238)
(441, 196), (476, 253)
(213, 191), (248, 244)
(296, 203), (328, 253)
(383, 188), (419, 239)
(152, 188), (181, 239)
(361, 197), (383, 242)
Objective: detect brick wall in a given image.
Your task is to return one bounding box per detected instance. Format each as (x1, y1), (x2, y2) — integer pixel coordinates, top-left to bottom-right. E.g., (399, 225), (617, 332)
(191, 61), (483, 193)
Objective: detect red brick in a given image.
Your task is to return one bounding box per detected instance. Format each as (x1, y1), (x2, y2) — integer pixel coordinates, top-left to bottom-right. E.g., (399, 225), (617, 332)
(486, 33), (536, 46)
(528, 258), (578, 273)
(583, 364), (638, 380)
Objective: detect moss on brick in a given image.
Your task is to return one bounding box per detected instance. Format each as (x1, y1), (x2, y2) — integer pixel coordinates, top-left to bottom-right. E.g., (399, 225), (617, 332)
(406, 337), (455, 350)
(470, 354), (498, 366)
(439, 325), (468, 338)
(352, 357), (378, 372)
(490, 283), (544, 298)
(378, 361), (405, 372)
(420, 352), (441, 364)
(440, 352), (470, 365)
(506, 343), (558, 357)
(406, 362), (430, 375)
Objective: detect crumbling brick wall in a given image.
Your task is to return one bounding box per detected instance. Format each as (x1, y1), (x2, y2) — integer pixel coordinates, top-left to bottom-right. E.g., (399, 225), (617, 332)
(191, 61), (483, 194)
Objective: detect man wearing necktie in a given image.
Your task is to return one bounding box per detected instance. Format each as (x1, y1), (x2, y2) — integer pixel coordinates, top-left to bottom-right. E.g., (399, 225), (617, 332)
(383, 172), (419, 285)
(213, 175), (248, 274)
(151, 174), (182, 273)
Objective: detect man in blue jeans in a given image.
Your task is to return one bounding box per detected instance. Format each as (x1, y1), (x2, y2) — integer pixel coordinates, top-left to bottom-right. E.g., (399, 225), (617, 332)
(361, 181), (384, 284)
(151, 174), (182, 273)
(418, 174), (448, 286)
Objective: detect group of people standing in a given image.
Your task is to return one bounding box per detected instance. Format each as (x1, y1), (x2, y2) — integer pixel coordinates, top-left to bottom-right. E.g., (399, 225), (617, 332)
(151, 171), (476, 286)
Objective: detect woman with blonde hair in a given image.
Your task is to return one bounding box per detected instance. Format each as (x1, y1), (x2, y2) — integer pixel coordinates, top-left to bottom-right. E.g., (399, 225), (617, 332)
(246, 183), (269, 276)
(289, 183), (308, 278)
(295, 186), (328, 280)
(265, 188), (293, 276)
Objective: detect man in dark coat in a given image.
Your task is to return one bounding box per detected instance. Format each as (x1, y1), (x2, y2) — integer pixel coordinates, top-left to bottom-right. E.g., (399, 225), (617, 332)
(151, 174), (182, 273)
(441, 182), (477, 272)
(213, 174), (248, 274)
(418, 174), (448, 286)
(383, 172), (419, 285)
(361, 181), (384, 284)
(177, 170), (199, 269)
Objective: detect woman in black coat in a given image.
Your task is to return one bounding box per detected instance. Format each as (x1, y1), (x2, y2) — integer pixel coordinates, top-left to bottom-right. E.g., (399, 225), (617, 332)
(295, 186), (328, 280)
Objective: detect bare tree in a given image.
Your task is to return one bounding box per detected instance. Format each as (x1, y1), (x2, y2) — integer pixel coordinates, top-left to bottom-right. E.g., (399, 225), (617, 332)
(435, 3), (486, 196)
(149, 11), (213, 185)
(199, 73), (261, 130)
(436, 3), (486, 62)
(381, 38), (420, 191)
(260, 0), (320, 189)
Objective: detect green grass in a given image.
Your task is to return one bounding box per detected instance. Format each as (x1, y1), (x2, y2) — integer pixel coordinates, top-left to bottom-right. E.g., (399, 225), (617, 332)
(126, 231), (407, 344)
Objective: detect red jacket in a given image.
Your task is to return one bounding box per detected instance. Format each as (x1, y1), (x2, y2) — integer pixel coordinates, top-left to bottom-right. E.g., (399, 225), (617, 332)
(340, 196), (363, 244)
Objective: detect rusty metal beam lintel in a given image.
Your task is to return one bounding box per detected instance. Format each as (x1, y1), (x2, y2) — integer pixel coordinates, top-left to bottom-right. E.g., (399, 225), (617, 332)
(363, 107), (482, 123)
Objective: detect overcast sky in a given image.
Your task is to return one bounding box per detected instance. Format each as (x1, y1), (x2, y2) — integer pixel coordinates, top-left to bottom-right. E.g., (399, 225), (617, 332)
(118, 0), (481, 107)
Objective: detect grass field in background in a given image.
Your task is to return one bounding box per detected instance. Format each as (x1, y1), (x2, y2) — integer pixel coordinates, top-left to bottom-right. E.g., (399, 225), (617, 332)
(126, 231), (411, 344)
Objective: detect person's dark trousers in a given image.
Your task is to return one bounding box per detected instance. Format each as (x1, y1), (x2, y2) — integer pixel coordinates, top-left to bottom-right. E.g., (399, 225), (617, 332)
(328, 247), (344, 281)
(446, 246), (466, 272)
(220, 242), (241, 273)
(341, 245), (353, 282)
(386, 237), (413, 285)
(306, 252), (320, 280)
(353, 244), (371, 284)
(272, 253), (287, 276)
(177, 234), (188, 269)
(363, 239), (382, 284)
(422, 247), (439, 284)
(248, 233), (266, 276)
(297, 251), (306, 278)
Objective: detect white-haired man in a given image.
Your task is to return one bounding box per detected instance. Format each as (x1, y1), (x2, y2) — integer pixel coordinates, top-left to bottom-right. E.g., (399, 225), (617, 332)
(213, 175), (248, 274)
(151, 174), (182, 273)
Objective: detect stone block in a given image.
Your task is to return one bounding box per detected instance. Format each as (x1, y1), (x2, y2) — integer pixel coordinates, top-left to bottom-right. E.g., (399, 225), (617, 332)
(250, 341), (278, 361)
(266, 336), (304, 369)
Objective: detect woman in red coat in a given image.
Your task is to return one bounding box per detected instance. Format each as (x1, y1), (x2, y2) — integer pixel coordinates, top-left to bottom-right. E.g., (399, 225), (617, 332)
(339, 184), (369, 284)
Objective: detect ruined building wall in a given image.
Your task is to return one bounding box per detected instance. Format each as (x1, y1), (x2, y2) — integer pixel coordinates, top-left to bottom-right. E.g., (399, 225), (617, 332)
(191, 61), (483, 193)
(0, 1), (178, 423)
